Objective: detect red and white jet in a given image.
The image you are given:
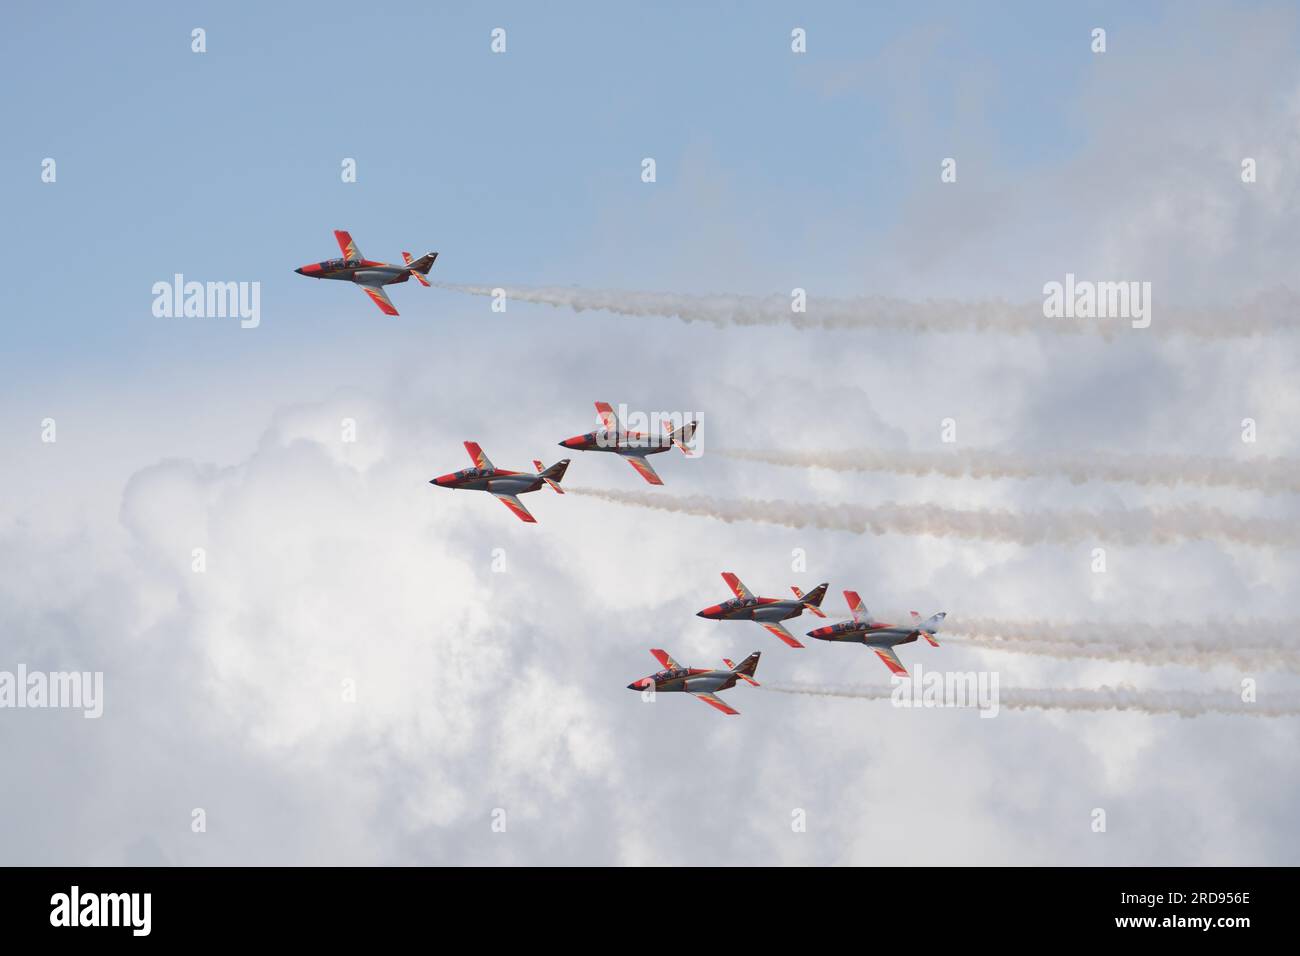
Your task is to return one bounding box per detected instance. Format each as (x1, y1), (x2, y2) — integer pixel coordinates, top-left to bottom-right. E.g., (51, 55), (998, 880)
(558, 401), (697, 486)
(429, 441), (569, 523)
(626, 648), (761, 715)
(294, 230), (437, 316)
(805, 590), (946, 676)
(696, 572), (828, 648)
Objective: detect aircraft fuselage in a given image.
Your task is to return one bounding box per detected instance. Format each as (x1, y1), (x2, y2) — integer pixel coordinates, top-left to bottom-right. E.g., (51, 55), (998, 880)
(696, 596), (803, 622)
(430, 468), (543, 495)
(559, 430), (673, 457)
(807, 621), (919, 648)
(295, 258), (411, 286)
(627, 667), (737, 694)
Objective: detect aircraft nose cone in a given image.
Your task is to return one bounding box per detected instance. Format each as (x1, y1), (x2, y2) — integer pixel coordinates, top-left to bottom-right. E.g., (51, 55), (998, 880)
(294, 267), (304, 275)
(627, 682), (639, 691)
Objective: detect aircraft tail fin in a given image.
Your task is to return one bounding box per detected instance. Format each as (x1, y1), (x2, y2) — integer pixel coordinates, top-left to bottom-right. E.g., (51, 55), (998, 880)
(911, 610), (945, 646)
(536, 458), (570, 492)
(845, 590), (873, 625)
(725, 652), (761, 686)
(662, 419), (699, 456)
(793, 583), (829, 617)
(402, 251), (438, 286)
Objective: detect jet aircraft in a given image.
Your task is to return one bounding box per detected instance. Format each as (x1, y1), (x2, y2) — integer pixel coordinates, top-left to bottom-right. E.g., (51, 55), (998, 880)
(429, 441), (569, 523)
(626, 648), (760, 715)
(558, 401), (697, 485)
(295, 230), (437, 315)
(696, 572), (828, 648)
(805, 590), (946, 676)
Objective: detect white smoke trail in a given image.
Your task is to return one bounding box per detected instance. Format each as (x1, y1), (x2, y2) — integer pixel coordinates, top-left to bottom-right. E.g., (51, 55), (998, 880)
(765, 682), (1300, 717)
(947, 618), (1300, 654)
(717, 448), (1300, 496)
(941, 634), (1300, 673)
(802, 614), (1300, 672)
(434, 282), (1300, 338)
(566, 487), (1300, 549)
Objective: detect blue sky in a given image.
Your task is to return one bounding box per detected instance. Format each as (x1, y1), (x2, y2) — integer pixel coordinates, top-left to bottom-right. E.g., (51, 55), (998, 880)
(0, 0), (1173, 376)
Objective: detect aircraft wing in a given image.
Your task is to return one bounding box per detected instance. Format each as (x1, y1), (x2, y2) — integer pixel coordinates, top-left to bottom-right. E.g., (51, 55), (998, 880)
(334, 229), (364, 260)
(691, 691), (739, 715)
(721, 572), (755, 601)
(624, 456), (664, 486)
(872, 645), (909, 676)
(492, 493), (537, 523)
(361, 285), (399, 316)
(650, 648), (682, 670)
(594, 401), (621, 433)
(464, 441), (495, 470)
(759, 620), (805, 649)
(845, 590), (869, 624)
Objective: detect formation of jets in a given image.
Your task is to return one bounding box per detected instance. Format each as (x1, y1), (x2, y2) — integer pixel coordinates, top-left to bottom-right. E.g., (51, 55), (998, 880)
(631, 579), (946, 716)
(428, 402), (699, 523)
(295, 239), (948, 717)
(295, 230), (437, 315)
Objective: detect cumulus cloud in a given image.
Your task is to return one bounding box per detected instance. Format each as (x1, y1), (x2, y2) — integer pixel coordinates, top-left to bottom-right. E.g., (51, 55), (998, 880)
(2, 361), (1297, 866)
(5, 3), (1300, 867)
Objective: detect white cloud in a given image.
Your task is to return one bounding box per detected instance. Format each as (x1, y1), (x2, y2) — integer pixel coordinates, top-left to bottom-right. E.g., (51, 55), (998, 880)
(5, 3), (1300, 867)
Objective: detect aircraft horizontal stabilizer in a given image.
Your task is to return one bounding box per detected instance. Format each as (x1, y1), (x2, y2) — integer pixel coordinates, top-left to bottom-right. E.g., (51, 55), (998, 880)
(534, 460), (565, 493)
(663, 419), (698, 456)
(402, 251), (435, 286)
(724, 653), (761, 686)
(910, 610), (945, 645)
